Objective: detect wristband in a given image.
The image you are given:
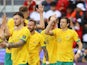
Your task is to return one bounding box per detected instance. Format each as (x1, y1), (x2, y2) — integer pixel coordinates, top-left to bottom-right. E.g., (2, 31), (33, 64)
(77, 50), (81, 54)
(46, 61), (50, 64)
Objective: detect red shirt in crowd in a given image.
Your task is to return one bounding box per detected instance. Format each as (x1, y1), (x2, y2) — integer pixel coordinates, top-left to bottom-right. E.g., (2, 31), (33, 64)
(23, 0), (36, 13)
(56, 0), (69, 13)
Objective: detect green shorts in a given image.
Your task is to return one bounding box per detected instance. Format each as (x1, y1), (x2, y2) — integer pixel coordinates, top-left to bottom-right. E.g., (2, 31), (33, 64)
(4, 53), (12, 65)
(19, 63), (28, 65)
(56, 61), (73, 65)
(42, 63), (56, 65)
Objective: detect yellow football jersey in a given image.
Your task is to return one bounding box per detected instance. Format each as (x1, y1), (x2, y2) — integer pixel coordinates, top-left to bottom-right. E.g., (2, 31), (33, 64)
(6, 18), (29, 53)
(52, 28), (80, 62)
(41, 30), (57, 63)
(27, 31), (45, 65)
(9, 26), (30, 65)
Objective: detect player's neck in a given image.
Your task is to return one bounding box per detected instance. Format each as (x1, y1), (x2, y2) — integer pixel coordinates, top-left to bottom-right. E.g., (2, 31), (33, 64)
(16, 24), (23, 30)
(62, 27), (68, 31)
(31, 30), (35, 35)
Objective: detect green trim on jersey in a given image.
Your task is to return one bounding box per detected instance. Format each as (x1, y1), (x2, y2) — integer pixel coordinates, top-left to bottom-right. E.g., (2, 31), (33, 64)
(56, 61), (73, 65)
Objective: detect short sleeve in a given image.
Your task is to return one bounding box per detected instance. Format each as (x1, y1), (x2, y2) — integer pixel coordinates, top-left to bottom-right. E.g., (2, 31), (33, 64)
(40, 35), (46, 47)
(20, 27), (30, 42)
(73, 30), (80, 42)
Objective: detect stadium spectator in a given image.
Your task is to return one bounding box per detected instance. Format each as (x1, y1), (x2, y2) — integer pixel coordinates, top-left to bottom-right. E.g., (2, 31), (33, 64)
(75, 0), (85, 6)
(66, 6), (73, 18)
(82, 21), (87, 48)
(42, 0), (54, 12)
(45, 1), (61, 20)
(23, 0), (36, 14)
(70, 3), (86, 40)
(19, 6), (29, 19)
(34, 0), (44, 4)
(56, 0), (69, 16)
(30, 5), (46, 23)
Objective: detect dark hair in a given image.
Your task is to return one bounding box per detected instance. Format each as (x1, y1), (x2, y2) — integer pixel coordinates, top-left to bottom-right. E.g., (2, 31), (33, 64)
(29, 19), (36, 25)
(50, 1), (56, 7)
(61, 17), (70, 24)
(60, 17), (71, 28)
(19, 6), (28, 12)
(13, 12), (24, 18)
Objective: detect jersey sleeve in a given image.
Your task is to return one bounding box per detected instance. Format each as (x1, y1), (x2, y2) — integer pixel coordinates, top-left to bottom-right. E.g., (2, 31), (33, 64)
(40, 35), (46, 47)
(20, 27), (30, 42)
(73, 30), (80, 42)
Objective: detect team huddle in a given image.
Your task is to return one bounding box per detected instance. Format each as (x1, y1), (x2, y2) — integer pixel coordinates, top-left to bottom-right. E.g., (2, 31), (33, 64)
(0, 5), (83, 65)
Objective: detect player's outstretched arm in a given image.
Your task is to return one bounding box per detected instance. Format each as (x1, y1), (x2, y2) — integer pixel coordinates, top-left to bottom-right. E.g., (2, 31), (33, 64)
(0, 40), (26, 49)
(35, 4), (45, 29)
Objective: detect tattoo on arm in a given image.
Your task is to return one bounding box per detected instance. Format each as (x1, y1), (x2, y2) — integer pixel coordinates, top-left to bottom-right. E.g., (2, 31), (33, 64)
(8, 40), (25, 48)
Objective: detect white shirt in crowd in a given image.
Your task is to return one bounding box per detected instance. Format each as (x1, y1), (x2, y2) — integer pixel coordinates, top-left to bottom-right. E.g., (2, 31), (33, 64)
(34, 0), (44, 4)
(30, 11), (46, 22)
(45, 10), (61, 19)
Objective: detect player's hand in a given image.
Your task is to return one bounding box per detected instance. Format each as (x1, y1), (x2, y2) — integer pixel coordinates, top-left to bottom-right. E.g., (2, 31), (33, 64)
(37, 4), (44, 14)
(0, 41), (8, 48)
(74, 53), (80, 62)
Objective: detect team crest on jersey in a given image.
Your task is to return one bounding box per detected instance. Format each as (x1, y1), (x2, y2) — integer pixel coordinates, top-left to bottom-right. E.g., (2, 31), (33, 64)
(66, 36), (70, 40)
(22, 35), (26, 39)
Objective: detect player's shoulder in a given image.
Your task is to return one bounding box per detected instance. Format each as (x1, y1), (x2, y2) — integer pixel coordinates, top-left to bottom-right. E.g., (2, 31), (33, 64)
(68, 29), (77, 33)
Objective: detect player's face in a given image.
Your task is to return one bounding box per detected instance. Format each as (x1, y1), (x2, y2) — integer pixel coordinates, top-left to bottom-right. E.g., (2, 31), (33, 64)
(60, 19), (68, 29)
(13, 15), (21, 26)
(27, 21), (35, 32)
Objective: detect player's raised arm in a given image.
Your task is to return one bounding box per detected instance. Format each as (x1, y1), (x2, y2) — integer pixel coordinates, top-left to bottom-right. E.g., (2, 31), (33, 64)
(35, 4), (45, 29)
(45, 15), (56, 35)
